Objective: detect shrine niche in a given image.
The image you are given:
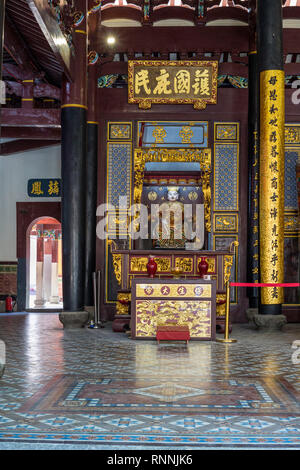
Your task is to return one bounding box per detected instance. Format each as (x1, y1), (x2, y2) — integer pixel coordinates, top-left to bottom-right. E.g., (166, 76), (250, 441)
(141, 184), (204, 250)
(133, 147), (212, 236)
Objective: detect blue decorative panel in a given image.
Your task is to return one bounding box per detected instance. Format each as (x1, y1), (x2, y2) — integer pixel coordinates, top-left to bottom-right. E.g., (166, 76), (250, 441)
(27, 179), (61, 197)
(214, 143), (239, 211)
(107, 142), (131, 207)
(285, 149), (299, 210)
(138, 121), (208, 148)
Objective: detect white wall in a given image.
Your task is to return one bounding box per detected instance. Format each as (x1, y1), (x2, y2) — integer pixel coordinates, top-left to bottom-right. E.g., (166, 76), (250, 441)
(0, 145), (61, 261)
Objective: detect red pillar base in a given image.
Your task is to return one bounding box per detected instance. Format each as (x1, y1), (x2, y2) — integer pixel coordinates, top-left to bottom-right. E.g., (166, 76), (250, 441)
(216, 317), (232, 334)
(112, 315), (131, 333)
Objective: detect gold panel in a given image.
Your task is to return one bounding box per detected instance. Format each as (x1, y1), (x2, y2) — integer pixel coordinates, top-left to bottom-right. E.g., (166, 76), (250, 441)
(284, 213), (300, 234)
(130, 257), (148, 272)
(118, 292), (131, 302)
(108, 122), (132, 141)
(155, 257), (171, 272)
(136, 283), (211, 298)
(116, 292), (131, 315)
(285, 125), (300, 145)
(175, 257), (193, 273)
(130, 257), (171, 273)
(214, 214), (238, 232)
(135, 300), (211, 338)
(260, 70), (285, 304)
(128, 60), (218, 110)
(214, 122), (239, 142)
(112, 254), (122, 285)
(116, 303), (129, 315)
(216, 293), (226, 317)
(224, 255), (234, 285)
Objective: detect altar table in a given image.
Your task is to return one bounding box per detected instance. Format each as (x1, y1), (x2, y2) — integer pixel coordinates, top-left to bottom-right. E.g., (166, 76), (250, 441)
(131, 278), (216, 341)
(111, 249), (232, 294)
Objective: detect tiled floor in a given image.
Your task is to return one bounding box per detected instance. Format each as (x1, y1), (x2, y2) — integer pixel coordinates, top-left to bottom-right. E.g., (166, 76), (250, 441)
(0, 312), (299, 449)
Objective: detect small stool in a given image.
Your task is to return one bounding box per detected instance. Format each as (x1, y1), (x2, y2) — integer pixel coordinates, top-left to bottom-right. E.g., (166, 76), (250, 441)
(156, 323), (190, 344)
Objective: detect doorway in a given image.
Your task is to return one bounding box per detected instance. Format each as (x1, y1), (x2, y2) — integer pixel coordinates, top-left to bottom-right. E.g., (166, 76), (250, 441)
(26, 217), (63, 309)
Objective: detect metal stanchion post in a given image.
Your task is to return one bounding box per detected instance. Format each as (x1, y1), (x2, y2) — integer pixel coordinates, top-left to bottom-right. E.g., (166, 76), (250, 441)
(216, 280), (237, 344)
(96, 270), (104, 328)
(216, 240), (238, 344)
(89, 271), (99, 329)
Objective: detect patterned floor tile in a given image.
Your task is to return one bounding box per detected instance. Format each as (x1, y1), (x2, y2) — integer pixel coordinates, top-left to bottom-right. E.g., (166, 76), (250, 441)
(0, 314), (300, 449)
(104, 417), (145, 428)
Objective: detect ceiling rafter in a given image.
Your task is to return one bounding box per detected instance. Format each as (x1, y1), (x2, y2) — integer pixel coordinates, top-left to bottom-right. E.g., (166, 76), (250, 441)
(4, 13), (44, 79)
(26, 0), (73, 82)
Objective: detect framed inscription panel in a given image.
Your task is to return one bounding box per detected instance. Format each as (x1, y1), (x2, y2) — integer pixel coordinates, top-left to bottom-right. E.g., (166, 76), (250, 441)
(128, 60), (218, 109)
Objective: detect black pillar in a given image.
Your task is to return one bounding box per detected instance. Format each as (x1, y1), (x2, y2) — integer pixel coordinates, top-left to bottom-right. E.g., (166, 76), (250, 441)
(257, 0), (285, 315)
(0, 0), (4, 79)
(84, 122), (98, 306)
(59, 0), (88, 325)
(61, 106), (87, 311)
(258, 0), (284, 72)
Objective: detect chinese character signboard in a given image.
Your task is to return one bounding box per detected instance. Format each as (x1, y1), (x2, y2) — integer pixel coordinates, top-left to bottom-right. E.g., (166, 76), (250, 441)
(28, 179), (61, 197)
(128, 60), (218, 110)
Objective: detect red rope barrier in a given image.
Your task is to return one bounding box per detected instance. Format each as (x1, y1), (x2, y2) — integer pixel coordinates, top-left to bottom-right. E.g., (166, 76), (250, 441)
(230, 283), (300, 287)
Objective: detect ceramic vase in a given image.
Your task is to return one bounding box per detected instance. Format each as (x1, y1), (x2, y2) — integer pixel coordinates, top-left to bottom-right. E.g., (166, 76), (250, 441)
(198, 257), (209, 278)
(147, 256), (157, 278)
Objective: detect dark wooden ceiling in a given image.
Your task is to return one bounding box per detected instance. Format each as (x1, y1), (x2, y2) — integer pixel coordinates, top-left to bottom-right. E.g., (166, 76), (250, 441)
(4, 0), (64, 85)
(2, 1), (300, 89)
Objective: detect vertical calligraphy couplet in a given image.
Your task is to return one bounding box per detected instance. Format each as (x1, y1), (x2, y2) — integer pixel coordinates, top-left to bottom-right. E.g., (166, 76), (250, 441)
(259, 70), (285, 306)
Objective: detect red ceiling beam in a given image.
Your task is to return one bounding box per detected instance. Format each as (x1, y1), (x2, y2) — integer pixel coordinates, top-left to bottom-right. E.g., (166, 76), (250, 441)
(27, 0), (73, 81)
(0, 139), (60, 156)
(97, 26), (250, 54)
(96, 25), (300, 55)
(5, 80), (61, 100)
(1, 107), (60, 126)
(284, 63), (300, 75)
(1, 126), (61, 140)
(283, 29), (300, 53)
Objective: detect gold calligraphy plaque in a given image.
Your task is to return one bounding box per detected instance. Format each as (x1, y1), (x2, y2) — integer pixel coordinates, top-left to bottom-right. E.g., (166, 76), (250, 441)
(136, 283), (211, 298)
(128, 60), (218, 109)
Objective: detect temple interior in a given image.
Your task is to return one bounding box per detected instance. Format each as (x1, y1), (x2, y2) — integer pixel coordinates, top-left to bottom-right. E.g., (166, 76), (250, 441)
(0, 0), (299, 452)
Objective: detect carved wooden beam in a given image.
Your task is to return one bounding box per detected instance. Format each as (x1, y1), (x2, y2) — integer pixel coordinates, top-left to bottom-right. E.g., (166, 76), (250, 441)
(27, 0), (73, 81)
